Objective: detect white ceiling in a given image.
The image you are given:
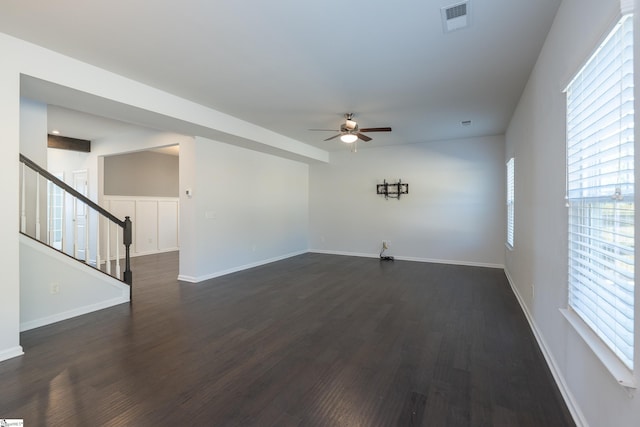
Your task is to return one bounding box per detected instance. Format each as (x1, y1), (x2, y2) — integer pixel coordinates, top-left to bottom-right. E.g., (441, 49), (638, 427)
(47, 106), (156, 141)
(1, 0), (561, 151)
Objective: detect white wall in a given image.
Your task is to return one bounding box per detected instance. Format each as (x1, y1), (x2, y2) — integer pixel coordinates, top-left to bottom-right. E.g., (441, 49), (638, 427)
(47, 148), (91, 184)
(505, 0), (640, 425)
(178, 137), (309, 282)
(19, 235), (129, 331)
(20, 98), (48, 239)
(0, 57), (23, 362)
(309, 136), (505, 267)
(20, 98), (47, 163)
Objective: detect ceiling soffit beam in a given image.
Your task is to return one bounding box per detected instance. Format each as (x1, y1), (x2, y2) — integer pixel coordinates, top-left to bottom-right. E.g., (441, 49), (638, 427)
(19, 74), (328, 164)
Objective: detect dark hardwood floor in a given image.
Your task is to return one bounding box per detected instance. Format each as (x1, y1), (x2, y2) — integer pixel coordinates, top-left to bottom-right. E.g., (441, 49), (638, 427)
(0, 252), (574, 426)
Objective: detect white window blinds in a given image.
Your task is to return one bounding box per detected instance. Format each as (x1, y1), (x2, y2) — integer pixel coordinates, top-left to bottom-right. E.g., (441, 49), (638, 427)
(506, 158), (514, 248)
(566, 14), (635, 369)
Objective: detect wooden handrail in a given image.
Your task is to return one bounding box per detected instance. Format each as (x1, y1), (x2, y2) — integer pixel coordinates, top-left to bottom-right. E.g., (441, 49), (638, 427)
(19, 154), (125, 227)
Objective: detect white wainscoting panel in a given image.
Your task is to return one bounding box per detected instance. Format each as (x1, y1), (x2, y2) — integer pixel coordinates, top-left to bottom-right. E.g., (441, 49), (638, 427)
(104, 196), (179, 257)
(158, 200), (179, 250)
(135, 200), (159, 254)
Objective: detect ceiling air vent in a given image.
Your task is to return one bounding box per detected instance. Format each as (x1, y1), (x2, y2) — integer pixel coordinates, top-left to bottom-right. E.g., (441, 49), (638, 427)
(441, 1), (470, 33)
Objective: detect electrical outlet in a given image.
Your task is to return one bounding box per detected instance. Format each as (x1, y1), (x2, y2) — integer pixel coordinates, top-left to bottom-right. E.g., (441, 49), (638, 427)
(50, 282), (60, 295)
(382, 240), (390, 249)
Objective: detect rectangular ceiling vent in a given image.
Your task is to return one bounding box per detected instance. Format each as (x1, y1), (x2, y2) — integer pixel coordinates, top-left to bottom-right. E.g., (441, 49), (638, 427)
(441, 1), (470, 33)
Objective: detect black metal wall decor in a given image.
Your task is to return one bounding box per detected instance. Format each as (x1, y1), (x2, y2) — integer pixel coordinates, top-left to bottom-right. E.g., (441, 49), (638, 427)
(377, 179), (409, 200)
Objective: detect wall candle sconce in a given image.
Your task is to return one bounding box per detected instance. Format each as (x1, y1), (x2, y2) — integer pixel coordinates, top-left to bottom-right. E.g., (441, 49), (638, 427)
(377, 179), (409, 200)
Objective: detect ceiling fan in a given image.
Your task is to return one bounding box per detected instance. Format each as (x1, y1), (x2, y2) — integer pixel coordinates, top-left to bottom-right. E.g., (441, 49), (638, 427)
(310, 113), (391, 150)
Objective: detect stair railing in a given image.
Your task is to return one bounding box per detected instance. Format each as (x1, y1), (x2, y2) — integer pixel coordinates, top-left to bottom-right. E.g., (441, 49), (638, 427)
(19, 154), (133, 294)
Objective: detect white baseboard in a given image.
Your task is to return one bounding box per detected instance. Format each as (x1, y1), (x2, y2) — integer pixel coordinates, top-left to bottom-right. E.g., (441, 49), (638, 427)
(395, 255), (503, 269)
(309, 249), (378, 259)
(309, 249), (504, 269)
(503, 268), (587, 427)
(178, 249), (504, 283)
(131, 247), (180, 258)
(101, 247), (180, 263)
(20, 295), (130, 332)
(0, 346), (24, 362)
(178, 250), (308, 283)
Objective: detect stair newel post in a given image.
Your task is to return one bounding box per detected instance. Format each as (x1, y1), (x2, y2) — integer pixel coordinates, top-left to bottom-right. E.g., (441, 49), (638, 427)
(123, 216), (133, 294)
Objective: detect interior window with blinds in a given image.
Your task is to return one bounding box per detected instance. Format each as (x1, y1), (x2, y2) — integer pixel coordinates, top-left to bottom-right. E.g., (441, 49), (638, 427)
(506, 158), (515, 248)
(566, 14), (634, 370)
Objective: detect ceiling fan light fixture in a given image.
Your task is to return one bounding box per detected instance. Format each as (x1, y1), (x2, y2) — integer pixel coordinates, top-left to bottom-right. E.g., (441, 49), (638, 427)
(310, 113), (392, 145)
(340, 133), (358, 143)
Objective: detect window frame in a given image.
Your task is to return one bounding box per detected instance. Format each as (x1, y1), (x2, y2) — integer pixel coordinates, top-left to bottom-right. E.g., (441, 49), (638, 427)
(506, 157), (515, 249)
(562, 12), (635, 386)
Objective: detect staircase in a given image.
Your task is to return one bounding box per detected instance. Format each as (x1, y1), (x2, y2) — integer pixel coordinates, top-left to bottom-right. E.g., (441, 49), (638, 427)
(19, 154), (133, 298)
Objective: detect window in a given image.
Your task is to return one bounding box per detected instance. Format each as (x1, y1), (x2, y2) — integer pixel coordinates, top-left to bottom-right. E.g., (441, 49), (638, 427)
(506, 158), (515, 248)
(566, 14), (634, 369)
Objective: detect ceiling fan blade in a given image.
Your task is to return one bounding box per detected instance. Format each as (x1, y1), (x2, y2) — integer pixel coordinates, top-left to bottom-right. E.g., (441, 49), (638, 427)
(309, 129), (340, 132)
(359, 127), (392, 133)
(324, 134), (342, 141)
(357, 133), (372, 142)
